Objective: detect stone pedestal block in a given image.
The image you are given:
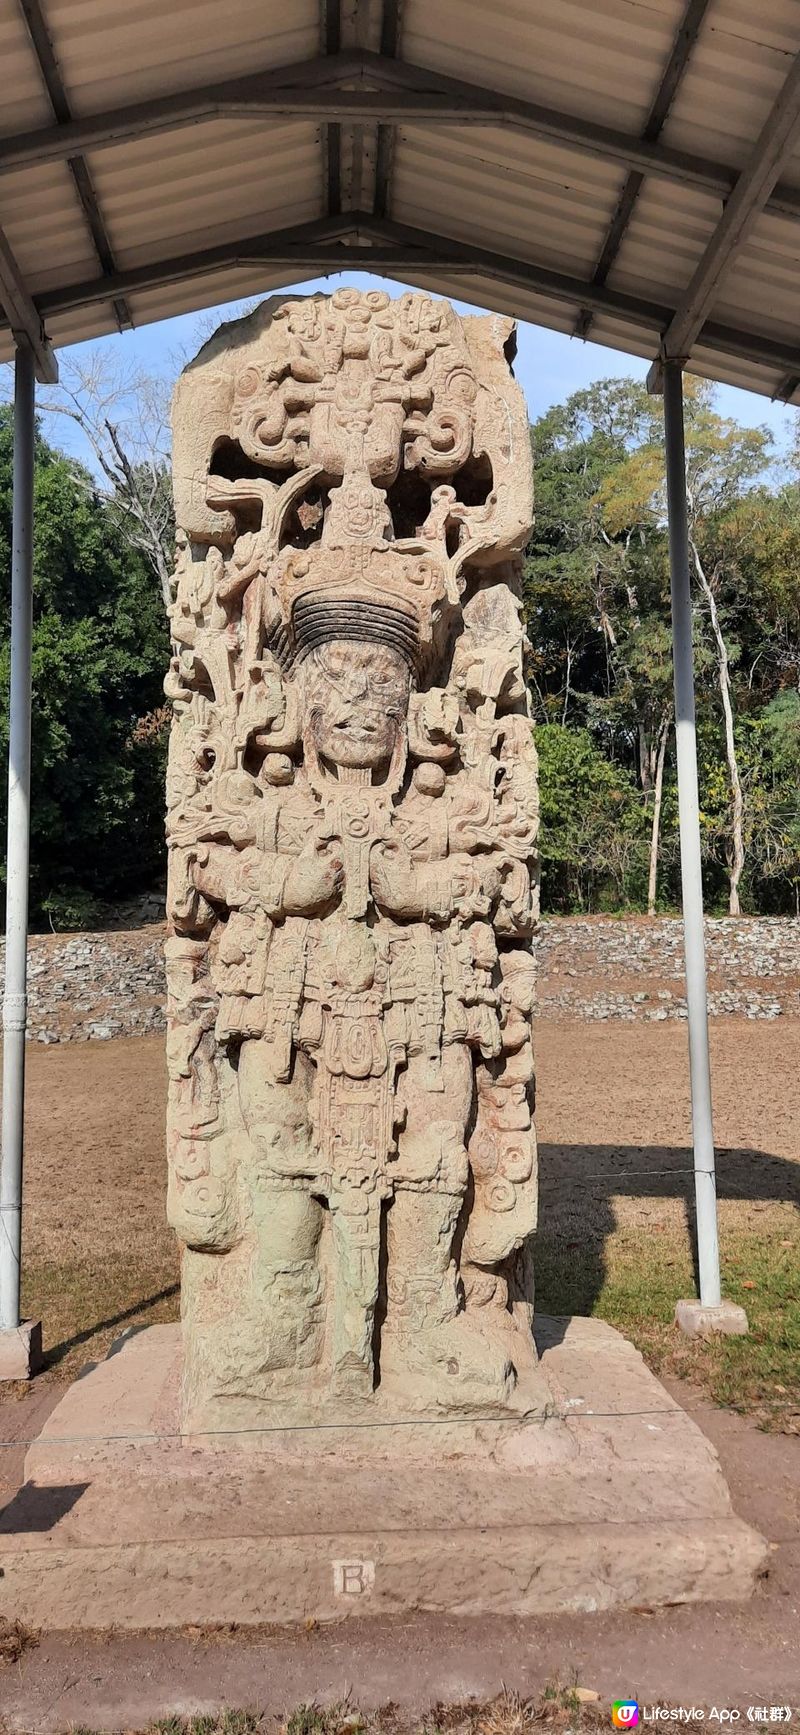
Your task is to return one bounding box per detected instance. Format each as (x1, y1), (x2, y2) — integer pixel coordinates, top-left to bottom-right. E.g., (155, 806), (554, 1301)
(675, 1299), (749, 1338)
(0, 1317), (767, 1631)
(0, 1319), (42, 1380)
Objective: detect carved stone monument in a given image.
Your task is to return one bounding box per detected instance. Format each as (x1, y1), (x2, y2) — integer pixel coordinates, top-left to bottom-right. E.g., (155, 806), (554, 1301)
(165, 288), (542, 1430)
(3, 291), (768, 1633)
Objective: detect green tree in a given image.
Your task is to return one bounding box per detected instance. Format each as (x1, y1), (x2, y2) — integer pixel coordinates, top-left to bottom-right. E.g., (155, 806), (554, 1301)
(592, 379), (774, 914)
(0, 404), (169, 927)
(526, 382), (678, 909)
(742, 692), (800, 913)
(537, 724), (650, 912)
(525, 376), (800, 916)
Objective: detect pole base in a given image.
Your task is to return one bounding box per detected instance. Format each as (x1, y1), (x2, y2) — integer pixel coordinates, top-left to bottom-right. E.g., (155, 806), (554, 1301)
(675, 1299), (748, 1339)
(0, 1320), (43, 1380)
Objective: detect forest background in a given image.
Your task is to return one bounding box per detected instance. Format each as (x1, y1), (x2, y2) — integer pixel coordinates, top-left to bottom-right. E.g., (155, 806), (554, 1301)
(1, 360), (799, 930)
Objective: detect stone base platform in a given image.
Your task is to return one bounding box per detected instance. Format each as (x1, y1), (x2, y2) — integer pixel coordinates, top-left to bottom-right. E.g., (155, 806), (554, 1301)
(0, 1318), (767, 1629)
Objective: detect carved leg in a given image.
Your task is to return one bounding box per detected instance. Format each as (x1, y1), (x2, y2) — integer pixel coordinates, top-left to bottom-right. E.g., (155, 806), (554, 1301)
(329, 1181), (382, 1400)
(381, 1046), (515, 1411)
(235, 1043), (326, 1375)
(381, 1186), (515, 1410)
(181, 1185), (324, 1428)
(252, 1184), (325, 1372)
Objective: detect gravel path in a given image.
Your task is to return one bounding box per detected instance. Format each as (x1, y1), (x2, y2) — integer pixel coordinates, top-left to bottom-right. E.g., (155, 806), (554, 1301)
(1, 915), (798, 1043)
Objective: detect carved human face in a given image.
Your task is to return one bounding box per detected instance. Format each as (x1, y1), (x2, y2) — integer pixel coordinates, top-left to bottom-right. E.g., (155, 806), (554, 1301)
(303, 640), (410, 771)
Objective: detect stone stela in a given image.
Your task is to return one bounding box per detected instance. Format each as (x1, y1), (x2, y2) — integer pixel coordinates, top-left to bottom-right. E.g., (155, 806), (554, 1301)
(165, 288), (543, 1431)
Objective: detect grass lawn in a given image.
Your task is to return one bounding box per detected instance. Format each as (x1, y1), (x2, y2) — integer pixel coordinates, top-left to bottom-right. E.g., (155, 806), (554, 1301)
(536, 1220), (800, 1429)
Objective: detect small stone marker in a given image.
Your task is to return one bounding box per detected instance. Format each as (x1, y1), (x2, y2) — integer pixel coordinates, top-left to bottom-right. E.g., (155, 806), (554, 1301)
(333, 1559), (375, 1597)
(0, 1319), (42, 1380)
(675, 1298), (749, 1338)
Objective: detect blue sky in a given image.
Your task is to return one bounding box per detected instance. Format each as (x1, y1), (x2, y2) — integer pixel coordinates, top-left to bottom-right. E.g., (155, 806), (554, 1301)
(35, 268), (798, 470)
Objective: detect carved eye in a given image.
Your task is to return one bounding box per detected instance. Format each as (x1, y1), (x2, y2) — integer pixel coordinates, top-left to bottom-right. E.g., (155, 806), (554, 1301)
(236, 367), (261, 400)
(321, 646), (347, 679)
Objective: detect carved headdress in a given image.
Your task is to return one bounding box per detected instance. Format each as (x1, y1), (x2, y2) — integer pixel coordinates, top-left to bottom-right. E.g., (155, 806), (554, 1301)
(171, 288), (533, 680)
(268, 467), (451, 673)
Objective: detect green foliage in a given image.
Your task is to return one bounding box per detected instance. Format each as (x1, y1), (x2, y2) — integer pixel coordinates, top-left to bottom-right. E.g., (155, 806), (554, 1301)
(525, 376), (800, 915)
(743, 692), (800, 910)
(537, 724), (650, 911)
(0, 403), (169, 928)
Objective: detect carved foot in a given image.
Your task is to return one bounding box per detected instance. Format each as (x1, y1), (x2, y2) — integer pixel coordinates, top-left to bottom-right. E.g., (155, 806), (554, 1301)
(331, 1349), (375, 1402)
(381, 1310), (516, 1413)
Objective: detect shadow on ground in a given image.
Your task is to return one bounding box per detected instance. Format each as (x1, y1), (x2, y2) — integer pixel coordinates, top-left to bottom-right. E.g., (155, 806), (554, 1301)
(537, 1140), (800, 1323)
(43, 1283), (180, 1372)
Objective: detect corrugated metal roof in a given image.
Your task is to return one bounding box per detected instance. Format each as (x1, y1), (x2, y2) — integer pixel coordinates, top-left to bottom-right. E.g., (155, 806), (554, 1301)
(2, 0), (800, 400)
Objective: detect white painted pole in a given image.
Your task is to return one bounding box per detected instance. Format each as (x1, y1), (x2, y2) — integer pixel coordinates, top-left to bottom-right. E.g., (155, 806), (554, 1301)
(0, 342), (35, 1333)
(662, 360), (722, 1310)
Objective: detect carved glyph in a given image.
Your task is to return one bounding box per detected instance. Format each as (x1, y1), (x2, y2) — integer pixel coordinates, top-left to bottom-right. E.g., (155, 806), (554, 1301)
(166, 289), (541, 1430)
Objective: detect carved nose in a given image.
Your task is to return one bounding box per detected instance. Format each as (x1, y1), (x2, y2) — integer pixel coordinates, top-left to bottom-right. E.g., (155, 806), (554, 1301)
(335, 715), (376, 734)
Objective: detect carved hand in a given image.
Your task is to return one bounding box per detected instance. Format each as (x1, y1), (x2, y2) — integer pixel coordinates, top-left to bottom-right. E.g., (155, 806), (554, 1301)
(282, 837), (344, 916)
(369, 839), (424, 917)
(449, 853), (500, 920)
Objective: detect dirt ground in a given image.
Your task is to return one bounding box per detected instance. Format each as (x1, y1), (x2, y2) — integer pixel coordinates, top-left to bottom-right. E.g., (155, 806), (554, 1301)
(1, 1017), (799, 1728)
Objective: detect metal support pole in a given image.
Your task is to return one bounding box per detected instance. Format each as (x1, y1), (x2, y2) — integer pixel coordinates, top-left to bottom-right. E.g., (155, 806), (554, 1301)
(0, 342), (35, 1333)
(662, 360), (721, 1310)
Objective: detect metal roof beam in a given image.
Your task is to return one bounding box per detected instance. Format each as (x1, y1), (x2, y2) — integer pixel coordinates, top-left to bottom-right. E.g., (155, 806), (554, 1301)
(16, 0), (132, 331)
(374, 0), (403, 220)
(5, 209), (800, 383)
(26, 216), (368, 315)
(648, 48), (800, 390)
(774, 372), (800, 403)
(575, 0), (713, 340)
(320, 3), (342, 217)
(15, 215), (668, 330)
(0, 225), (57, 382)
(4, 50), (800, 224)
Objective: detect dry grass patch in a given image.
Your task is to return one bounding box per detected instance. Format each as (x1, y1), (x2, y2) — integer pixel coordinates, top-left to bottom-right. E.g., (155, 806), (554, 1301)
(0, 1616), (37, 1666)
(21, 1249), (178, 1385)
(75, 1690), (609, 1735)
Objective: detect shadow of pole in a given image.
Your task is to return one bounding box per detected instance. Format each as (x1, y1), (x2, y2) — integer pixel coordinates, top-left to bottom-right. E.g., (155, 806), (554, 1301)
(43, 1283), (180, 1371)
(536, 1140), (799, 1335)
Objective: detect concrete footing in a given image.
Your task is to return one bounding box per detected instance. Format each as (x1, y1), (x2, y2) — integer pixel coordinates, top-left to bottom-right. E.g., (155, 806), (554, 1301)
(0, 1318), (42, 1380)
(675, 1299), (749, 1338)
(0, 1317), (767, 1629)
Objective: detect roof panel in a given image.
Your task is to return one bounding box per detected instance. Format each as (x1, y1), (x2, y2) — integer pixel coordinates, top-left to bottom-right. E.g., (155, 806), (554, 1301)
(1, 0), (800, 400)
(393, 125), (626, 279)
(0, 160), (101, 288)
(0, 7), (54, 132)
(36, 0), (319, 111)
(90, 121), (320, 263)
(605, 178), (724, 301)
(660, 0), (798, 160)
(401, 0), (685, 133)
(707, 208), (800, 338)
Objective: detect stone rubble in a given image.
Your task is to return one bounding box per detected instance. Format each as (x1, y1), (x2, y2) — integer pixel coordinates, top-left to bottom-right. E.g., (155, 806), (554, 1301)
(0, 915), (797, 1044)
